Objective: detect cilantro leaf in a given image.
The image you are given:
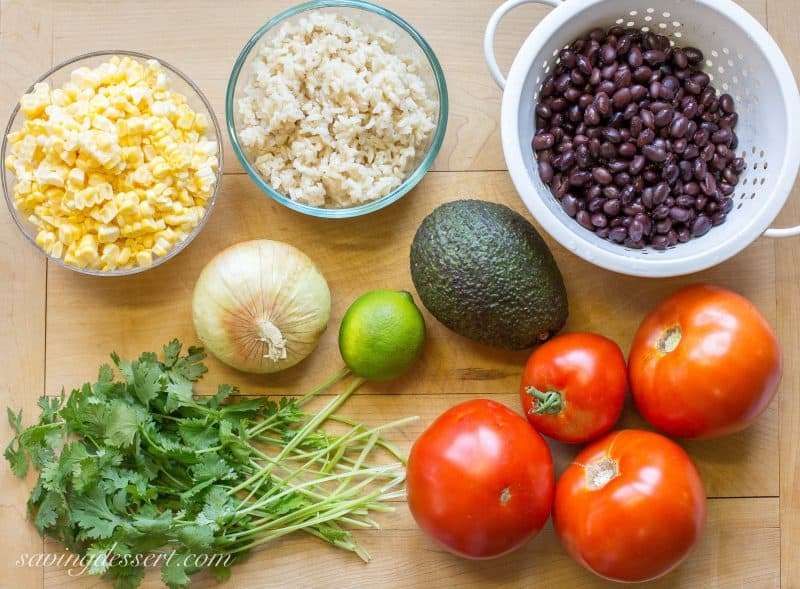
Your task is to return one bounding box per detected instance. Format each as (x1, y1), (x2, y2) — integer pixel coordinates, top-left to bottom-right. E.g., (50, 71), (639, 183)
(189, 453), (236, 483)
(5, 441), (28, 477)
(7, 407), (23, 435)
(196, 486), (235, 531)
(161, 550), (192, 589)
(168, 345), (207, 383)
(177, 524), (215, 551)
(209, 383), (236, 408)
(37, 396), (61, 423)
(130, 360), (163, 406)
(164, 380), (195, 414)
(71, 487), (123, 540)
(178, 419), (217, 450)
(105, 564), (145, 589)
(163, 339), (183, 368)
(105, 401), (140, 448)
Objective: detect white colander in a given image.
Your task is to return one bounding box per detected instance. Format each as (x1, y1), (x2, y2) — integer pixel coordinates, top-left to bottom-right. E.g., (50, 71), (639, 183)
(484, 0), (800, 277)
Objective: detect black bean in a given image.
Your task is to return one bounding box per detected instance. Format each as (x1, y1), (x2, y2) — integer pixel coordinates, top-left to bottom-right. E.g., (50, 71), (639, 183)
(670, 116), (689, 138)
(623, 203), (645, 216)
(679, 161), (693, 181)
(723, 168), (739, 185)
(711, 211), (727, 226)
(651, 234), (669, 249)
(654, 182), (671, 204)
(591, 213), (608, 227)
(597, 80), (616, 95)
(654, 108), (674, 128)
(692, 158), (707, 180)
(683, 144), (700, 160)
(655, 218), (673, 233)
(600, 141), (617, 160)
(595, 92), (612, 116)
(628, 47), (643, 67)
(669, 207), (692, 223)
(533, 133), (555, 151)
(603, 185), (621, 199)
(570, 169), (592, 186)
(603, 198), (622, 216)
(584, 105), (601, 125)
(614, 67), (633, 88)
(638, 128), (656, 147)
(556, 150), (576, 171)
(720, 112), (738, 130)
(614, 172), (632, 187)
(643, 50), (666, 65)
(621, 185), (636, 204)
(629, 219), (644, 242)
(711, 154), (727, 172)
(576, 210), (594, 229)
(612, 87), (632, 109)
(629, 154), (646, 175)
(642, 144), (668, 162)
(691, 215), (712, 237)
(719, 93), (735, 114)
(672, 49), (689, 69)
(676, 195), (695, 208)
(720, 197), (734, 213)
(683, 47), (704, 64)
(588, 197), (605, 212)
(609, 226), (627, 242)
(711, 128), (732, 145)
(603, 127), (623, 143)
(576, 54), (593, 76)
(592, 167), (613, 185)
(719, 182), (735, 196)
(608, 159), (629, 173)
(561, 194), (578, 217)
(701, 172), (717, 196)
(677, 227), (692, 243)
(642, 187), (655, 209)
(538, 161), (554, 182)
(641, 109), (655, 129)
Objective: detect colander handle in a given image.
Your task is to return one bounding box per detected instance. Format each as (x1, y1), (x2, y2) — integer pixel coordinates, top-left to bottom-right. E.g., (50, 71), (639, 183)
(764, 224), (800, 238)
(484, 0), (561, 89)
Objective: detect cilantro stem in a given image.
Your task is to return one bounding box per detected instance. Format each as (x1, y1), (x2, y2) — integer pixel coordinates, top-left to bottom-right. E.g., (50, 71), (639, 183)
(228, 377), (366, 496)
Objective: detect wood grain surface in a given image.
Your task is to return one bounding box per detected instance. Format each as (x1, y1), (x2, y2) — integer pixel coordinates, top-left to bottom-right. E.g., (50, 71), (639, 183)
(0, 0), (796, 588)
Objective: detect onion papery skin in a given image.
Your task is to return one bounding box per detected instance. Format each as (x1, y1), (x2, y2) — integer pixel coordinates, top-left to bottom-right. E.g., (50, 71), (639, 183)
(192, 240), (331, 374)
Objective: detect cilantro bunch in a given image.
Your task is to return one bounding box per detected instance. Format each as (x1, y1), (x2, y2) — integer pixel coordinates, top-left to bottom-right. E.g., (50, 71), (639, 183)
(5, 340), (411, 588)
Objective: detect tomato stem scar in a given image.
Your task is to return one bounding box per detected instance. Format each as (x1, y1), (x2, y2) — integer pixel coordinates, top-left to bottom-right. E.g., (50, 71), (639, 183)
(657, 324), (682, 354)
(525, 387), (564, 415)
(500, 487), (511, 504)
(585, 457), (619, 490)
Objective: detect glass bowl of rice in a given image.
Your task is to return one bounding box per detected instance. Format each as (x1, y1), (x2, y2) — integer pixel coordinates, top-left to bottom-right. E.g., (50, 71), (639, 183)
(226, 0), (448, 218)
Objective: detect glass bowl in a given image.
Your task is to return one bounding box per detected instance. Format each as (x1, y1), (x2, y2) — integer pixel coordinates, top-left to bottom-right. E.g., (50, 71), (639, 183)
(226, 0), (449, 218)
(1, 50), (224, 276)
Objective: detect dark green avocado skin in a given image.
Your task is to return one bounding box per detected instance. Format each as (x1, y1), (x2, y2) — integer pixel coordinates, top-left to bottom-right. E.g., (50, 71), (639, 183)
(410, 199), (568, 350)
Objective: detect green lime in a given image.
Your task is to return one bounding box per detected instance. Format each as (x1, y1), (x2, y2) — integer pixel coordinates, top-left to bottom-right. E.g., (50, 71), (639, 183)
(339, 289), (426, 381)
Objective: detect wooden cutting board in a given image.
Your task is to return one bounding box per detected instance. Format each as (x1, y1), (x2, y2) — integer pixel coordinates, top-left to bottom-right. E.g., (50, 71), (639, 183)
(1, 1), (796, 587)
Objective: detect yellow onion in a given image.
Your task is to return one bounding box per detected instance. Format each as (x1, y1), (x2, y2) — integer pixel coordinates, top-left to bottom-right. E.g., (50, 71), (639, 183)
(192, 240), (331, 373)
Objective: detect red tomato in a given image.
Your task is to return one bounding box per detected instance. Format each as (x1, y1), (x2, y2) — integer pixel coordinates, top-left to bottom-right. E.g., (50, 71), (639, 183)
(554, 429), (706, 583)
(629, 284), (782, 438)
(406, 399), (554, 559)
(519, 332), (627, 443)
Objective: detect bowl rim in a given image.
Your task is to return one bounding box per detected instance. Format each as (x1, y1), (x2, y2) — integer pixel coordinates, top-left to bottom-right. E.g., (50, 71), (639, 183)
(225, 0), (449, 218)
(1, 49), (224, 277)
(499, 0), (800, 277)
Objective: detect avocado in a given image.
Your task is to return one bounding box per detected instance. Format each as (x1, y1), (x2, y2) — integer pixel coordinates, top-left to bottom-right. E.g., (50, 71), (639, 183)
(410, 199), (568, 349)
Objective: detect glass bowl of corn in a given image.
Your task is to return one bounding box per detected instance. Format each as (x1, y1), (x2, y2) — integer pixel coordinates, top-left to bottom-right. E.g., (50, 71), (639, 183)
(1, 50), (223, 276)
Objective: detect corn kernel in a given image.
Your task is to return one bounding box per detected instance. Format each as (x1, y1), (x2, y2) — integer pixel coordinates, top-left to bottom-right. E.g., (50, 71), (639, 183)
(7, 57), (217, 271)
